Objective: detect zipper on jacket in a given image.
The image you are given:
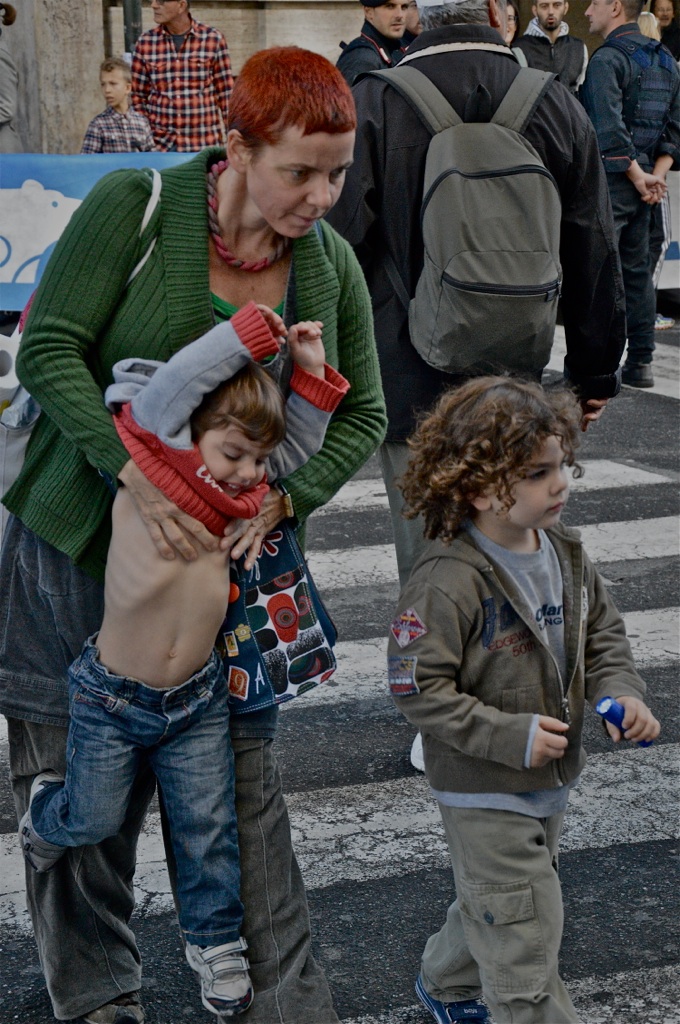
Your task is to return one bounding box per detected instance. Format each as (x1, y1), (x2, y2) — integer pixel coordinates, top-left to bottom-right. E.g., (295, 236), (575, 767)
(442, 275), (562, 301)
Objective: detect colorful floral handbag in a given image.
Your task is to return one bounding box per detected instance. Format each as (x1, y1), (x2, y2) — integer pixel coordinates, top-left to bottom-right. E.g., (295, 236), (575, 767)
(219, 522), (338, 714)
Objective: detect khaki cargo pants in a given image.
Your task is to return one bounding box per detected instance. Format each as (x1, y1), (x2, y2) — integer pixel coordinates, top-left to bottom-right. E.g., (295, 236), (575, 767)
(420, 805), (581, 1023)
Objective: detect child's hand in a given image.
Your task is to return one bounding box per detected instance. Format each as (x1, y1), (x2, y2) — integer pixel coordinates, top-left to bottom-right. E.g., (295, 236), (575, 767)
(605, 695), (660, 744)
(530, 716), (570, 768)
(255, 304), (286, 345)
(288, 320), (325, 378)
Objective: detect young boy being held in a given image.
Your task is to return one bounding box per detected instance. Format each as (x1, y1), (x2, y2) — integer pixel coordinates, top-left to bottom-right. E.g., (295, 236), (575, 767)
(388, 377), (659, 1024)
(81, 56), (154, 153)
(18, 302), (349, 1020)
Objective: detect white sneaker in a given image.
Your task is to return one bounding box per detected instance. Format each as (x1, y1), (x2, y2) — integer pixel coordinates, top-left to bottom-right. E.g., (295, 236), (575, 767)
(185, 937), (253, 1017)
(18, 770), (65, 872)
(410, 733), (425, 772)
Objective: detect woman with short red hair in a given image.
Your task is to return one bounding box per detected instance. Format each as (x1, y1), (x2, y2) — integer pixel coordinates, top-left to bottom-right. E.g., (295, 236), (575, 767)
(2, 46), (385, 1024)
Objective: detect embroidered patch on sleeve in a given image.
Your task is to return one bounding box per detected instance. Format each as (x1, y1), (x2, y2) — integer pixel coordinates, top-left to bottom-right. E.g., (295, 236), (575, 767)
(388, 655), (420, 696)
(390, 608), (428, 648)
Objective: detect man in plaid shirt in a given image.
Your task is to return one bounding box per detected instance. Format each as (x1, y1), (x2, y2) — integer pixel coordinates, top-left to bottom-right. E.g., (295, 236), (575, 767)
(131, 0), (233, 152)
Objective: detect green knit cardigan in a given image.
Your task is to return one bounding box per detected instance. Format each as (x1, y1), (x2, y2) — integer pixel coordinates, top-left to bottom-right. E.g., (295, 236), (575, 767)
(5, 149), (387, 582)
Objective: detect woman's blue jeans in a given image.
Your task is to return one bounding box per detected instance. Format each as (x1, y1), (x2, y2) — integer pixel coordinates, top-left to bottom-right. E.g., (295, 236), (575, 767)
(29, 640), (243, 946)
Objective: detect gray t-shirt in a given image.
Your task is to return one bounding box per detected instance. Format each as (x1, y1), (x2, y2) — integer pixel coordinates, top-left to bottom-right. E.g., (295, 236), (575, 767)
(467, 522), (567, 682)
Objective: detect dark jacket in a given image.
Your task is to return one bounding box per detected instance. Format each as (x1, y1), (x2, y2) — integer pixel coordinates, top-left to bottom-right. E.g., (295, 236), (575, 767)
(514, 32), (588, 94)
(661, 19), (680, 60)
(582, 24), (680, 174)
(327, 24), (626, 442)
(388, 524), (646, 793)
(336, 20), (404, 86)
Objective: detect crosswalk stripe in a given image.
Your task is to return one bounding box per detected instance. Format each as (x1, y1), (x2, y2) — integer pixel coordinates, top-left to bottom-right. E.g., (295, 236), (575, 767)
(341, 963), (680, 1024)
(316, 461), (677, 515)
(308, 517), (679, 592)
(548, 328), (680, 401)
(289, 606), (679, 710)
(0, 608), (675, 741)
(286, 745), (679, 890)
(2, 744), (676, 932)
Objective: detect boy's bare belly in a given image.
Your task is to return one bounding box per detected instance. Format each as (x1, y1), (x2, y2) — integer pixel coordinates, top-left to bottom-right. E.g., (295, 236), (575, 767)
(96, 489), (232, 688)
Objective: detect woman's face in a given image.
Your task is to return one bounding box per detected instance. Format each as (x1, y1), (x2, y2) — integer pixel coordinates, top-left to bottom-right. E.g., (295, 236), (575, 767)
(654, 0), (674, 28)
(233, 126), (356, 239)
(505, 3), (518, 44)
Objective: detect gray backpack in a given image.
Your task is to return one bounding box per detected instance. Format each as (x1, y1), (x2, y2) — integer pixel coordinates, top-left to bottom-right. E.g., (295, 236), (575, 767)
(370, 59), (562, 375)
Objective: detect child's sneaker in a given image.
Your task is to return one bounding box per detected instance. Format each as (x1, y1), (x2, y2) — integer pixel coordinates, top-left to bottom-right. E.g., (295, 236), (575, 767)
(654, 313), (675, 330)
(18, 770), (65, 872)
(185, 937), (253, 1017)
(416, 976), (489, 1023)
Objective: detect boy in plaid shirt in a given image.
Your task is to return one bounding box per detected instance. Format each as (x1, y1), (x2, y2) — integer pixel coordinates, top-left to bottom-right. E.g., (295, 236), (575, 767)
(81, 57), (154, 154)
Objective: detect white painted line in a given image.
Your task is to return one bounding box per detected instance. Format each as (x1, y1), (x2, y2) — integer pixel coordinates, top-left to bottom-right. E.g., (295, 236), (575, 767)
(308, 517), (679, 592)
(2, 745), (677, 932)
(340, 964), (680, 1024)
(1, 607), (676, 753)
(314, 478), (389, 513)
(315, 460), (675, 516)
(285, 744), (680, 890)
(281, 606), (679, 710)
(578, 516), (678, 563)
(571, 460), (675, 490)
(548, 328), (680, 402)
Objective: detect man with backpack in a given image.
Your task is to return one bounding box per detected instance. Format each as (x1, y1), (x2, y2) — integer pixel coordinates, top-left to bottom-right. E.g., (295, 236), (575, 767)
(583, 0), (680, 389)
(327, 0), (626, 587)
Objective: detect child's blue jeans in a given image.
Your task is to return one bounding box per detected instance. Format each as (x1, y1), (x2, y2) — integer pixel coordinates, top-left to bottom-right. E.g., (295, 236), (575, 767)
(29, 637), (243, 947)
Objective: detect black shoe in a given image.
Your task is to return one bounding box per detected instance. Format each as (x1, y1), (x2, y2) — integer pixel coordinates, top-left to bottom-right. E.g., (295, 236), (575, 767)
(622, 363), (654, 388)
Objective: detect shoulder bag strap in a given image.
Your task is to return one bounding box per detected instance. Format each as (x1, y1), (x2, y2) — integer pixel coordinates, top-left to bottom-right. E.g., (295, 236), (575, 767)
(127, 168), (162, 286)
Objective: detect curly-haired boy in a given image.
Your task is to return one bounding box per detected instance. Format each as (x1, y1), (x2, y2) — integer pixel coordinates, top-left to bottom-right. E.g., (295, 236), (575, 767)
(388, 376), (659, 1024)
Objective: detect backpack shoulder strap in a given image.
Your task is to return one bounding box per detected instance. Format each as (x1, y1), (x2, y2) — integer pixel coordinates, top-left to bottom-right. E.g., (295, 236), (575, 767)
(368, 65), (462, 135)
(491, 67), (555, 134)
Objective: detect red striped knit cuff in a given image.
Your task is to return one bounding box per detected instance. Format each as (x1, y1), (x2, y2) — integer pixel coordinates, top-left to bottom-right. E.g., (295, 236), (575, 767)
(230, 301), (280, 363)
(290, 362), (350, 414)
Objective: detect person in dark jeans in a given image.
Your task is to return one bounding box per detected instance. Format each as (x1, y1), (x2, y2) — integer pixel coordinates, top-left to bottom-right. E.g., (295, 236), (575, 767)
(583, 0), (680, 387)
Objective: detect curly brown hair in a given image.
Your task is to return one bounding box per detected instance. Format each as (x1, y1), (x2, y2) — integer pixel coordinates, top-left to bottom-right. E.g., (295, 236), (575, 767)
(401, 376), (583, 545)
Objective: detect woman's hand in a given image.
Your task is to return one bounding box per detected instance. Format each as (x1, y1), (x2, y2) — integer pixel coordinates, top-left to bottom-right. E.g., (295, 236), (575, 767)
(222, 488), (288, 570)
(118, 459), (220, 561)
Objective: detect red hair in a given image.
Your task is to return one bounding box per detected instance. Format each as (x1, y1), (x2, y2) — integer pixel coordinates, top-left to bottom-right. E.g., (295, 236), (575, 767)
(228, 46), (356, 148)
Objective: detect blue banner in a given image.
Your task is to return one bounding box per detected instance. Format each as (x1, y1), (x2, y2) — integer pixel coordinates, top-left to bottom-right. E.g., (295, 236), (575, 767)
(0, 153), (193, 310)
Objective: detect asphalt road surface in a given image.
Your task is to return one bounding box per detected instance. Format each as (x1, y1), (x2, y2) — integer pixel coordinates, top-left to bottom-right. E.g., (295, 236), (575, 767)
(1, 328), (678, 1023)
